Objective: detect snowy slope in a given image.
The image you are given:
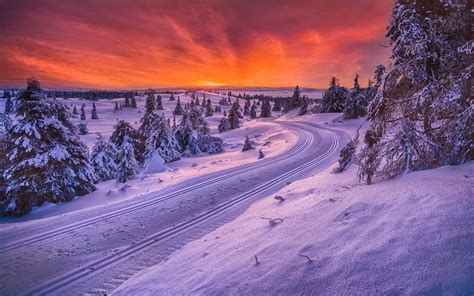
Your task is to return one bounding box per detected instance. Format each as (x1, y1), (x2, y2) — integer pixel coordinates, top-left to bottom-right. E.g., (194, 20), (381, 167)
(115, 162), (474, 295)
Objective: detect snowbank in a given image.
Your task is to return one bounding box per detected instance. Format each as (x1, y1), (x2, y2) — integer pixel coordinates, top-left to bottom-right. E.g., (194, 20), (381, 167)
(115, 162), (474, 295)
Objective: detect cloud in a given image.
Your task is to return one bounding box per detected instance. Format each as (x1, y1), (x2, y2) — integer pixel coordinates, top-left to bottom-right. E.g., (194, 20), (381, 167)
(0, 0), (393, 88)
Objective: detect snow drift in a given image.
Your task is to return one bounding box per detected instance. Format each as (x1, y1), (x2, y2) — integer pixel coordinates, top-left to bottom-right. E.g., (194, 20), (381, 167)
(115, 162), (474, 295)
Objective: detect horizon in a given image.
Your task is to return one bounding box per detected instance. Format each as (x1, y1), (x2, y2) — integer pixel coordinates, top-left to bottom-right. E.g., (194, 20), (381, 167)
(0, 0), (392, 89)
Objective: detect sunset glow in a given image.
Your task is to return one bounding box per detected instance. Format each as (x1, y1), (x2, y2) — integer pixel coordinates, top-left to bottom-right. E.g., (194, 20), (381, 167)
(0, 0), (393, 88)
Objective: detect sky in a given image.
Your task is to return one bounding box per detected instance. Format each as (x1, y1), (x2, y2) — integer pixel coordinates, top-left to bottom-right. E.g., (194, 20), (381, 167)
(0, 0), (393, 89)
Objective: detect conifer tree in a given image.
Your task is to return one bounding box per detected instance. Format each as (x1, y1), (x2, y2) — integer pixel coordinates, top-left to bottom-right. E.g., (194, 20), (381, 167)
(73, 105), (78, 115)
(205, 99), (214, 117)
(90, 134), (117, 182)
(137, 94), (158, 161)
(242, 135), (253, 151)
(114, 101), (119, 112)
(173, 97), (184, 115)
(131, 96), (137, 108)
(156, 95), (164, 110)
(358, 0), (472, 183)
(250, 103), (257, 118)
(110, 120), (139, 154)
(124, 95), (131, 107)
(195, 96), (200, 106)
(3, 78), (95, 216)
(228, 102), (241, 129)
(116, 134), (139, 183)
(175, 113), (200, 155)
(298, 97), (308, 115)
(343, 74), (367, 119)
(260, 99), (272, 118)
(272, 98), (282, 112)
(189, 107), (210, 134)
(169, 93), (175, 101)
(218, 116), (231, 132)
(78, 122), (88, 135)
(258, 149), (265, 159)
(145, 115), (181, 163)
(91, 102), (99, 119)
(4, 96), (13, 114)
(320, 77), (349, 113)
(243, 99), (251, 116)
(80, 104), (86, 120)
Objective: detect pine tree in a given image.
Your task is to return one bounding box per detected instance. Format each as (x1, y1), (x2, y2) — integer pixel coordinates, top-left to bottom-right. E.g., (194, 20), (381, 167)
(145, 115), (181, 163)
(195, 96), (200, 106)
(358, 0), (472, 183)
(169, 93), (175, 101)
(258, 149), (265, 159)
(260, 99), (272, 118)
(73, 105), (78, 115)
(91, 102), (99, 119)
(290, 85), (302, 109)
(250, 103), (257, 118)
(205, 99), (214, 117)
(243, 99), (251, 116)
(242, 135), (253, 151)
(90, 134), (117, 182)
(116, 134), (139, 183)
(175, 113), (201, 155)
(137, 94), (158, 161)
(173, 97), (184, 115)
(319, 77), (349, 113)
(80, 104), (86, 120)
(197, 134), (224, 154)
(298, 97), (308, 115)
(124, 95), (131, 107)
(156, 95), (164, 110)
(343, 74), (367, 119)
(131, 96), (137, 108)
(2, 78), (95, 216)
(228, 102), (241, 129)
(272, 98), (282, 112)
(110, 120), (139, 155)
(78, 122), (88, 135)
(4, 96), (13, 114)
(218, 116), (231, 132)
(114, 101), (119, 112)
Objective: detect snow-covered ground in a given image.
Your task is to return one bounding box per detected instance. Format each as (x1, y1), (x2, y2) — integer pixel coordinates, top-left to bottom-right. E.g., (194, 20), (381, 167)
(115, 113), (474, 295)
(116, 160), (474, 295)
(0, 92), (297, 221)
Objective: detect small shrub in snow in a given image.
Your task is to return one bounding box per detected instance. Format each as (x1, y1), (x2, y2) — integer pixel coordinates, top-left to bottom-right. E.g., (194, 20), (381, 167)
(258, 149), (265, 159)
(78, 123), (88, 135)
(242, 135), (254, 151)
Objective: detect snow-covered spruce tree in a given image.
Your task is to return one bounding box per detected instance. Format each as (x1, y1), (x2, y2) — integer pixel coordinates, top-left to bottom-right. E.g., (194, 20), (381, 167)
(78, 122), (88, 135)
(260, 99), (272, 118)
(319, 77), (349, 113)
(156, 95), (164, 110)
(175, 113), (201, 155)
(73, 105), (79, 115)
(250, 103), (257, 118)
(258, 149), (265, 159)
(218, 116), (231, 132)
(189, 107), (210, 135)
(173, 97), (184, 115)
(0, 115), (10, 202)
(145, 115), (181, 163)
(243, 99), (251, 116)
(197, 134), (224, 154)
(114, 101), (119, 112)
(137, 93), (158, 161)
(359, 0), (472, 183)
(214, 105), (222, 113)
(91, 102), (99, 119)
(116, 134), (139, 183)
(80, 104), (86, 120)
(124, 95), (131, 107)
(272, 98), (282, 112)
(333, 140), (357, 174)
(195, 96), (200, 106)
(3, 78), (95, 216)
(169, 93), (175, 101)
(242, 135), (254, 151)
(228, 102), (241, 129)
(205, 99), (214, 117)
(298, 97), (308, 115)
(110, 120), (139, 157)
(90, 134), (117, 182)
(4, 96), (13, 114)
(365, 65), (386, 103)
(343, 74), (368, 119)
(130, 96), (137, 108)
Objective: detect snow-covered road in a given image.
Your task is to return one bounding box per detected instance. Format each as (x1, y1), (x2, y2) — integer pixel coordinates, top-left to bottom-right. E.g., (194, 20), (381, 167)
(0, 121), (349, 295)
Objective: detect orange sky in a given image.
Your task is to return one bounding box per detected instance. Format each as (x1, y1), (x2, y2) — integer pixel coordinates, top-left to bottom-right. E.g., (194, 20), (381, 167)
(0, 0), (393, 89)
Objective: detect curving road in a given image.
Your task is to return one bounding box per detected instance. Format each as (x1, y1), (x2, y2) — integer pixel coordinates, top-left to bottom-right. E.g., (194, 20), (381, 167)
(0, 121), (349, 295)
